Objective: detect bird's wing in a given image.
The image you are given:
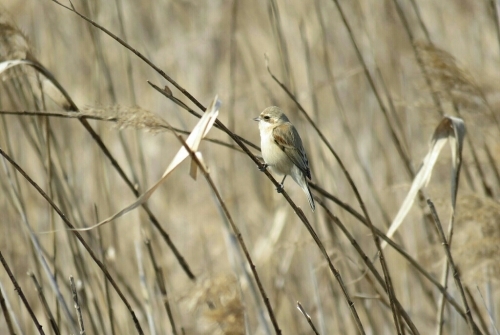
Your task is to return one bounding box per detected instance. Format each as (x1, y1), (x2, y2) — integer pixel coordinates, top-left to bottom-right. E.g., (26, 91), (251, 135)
(273, 123), (312, 179)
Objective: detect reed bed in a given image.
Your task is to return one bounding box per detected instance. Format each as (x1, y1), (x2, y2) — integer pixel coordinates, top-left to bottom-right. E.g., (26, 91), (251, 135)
(0, 0), (499, 334)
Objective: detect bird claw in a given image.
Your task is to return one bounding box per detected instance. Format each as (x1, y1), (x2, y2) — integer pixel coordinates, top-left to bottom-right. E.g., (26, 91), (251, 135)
(276, 184), (284, 193)
(259, 163), (268, 171)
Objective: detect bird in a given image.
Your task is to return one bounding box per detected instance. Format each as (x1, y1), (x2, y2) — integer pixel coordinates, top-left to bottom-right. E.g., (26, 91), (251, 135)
(254, 106), (315, 211)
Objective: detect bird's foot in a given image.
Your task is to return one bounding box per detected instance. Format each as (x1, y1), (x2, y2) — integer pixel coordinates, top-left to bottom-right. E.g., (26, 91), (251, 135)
(259, 163), (269, 172)
(276, 184), (284, 193)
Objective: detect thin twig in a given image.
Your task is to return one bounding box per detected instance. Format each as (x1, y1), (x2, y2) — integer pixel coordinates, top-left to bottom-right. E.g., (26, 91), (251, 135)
(147, 81), (260, 151)
(135, 242), (156, 334)
(476, 286), (500, 335)
(29, 272), (61, 335)
(145, 239), (178, 335)
(228, 0), (238, 131)
(297, 302), (320, 335)
(95, 211), (116, 335)
(70, 276), (85, 335)
(427, 199), (478, 335)
(465, 287), (491, 335)
(436, 249), (451, 335)
(488, 0), (500, 56)
(0, 281), (16, 335)
(0, 251), (46, 334)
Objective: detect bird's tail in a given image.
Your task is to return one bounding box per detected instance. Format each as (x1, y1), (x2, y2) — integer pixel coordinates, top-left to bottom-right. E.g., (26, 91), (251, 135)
(293, 172), (315, 211)
(303, 183), (316, 211)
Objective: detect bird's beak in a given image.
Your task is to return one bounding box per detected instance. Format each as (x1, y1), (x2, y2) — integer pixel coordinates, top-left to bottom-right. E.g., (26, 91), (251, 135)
(253, 117), (260, 122)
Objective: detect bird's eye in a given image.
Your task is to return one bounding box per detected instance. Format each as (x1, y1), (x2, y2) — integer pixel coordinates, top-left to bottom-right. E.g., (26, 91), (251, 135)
(263, 115), (270, 120)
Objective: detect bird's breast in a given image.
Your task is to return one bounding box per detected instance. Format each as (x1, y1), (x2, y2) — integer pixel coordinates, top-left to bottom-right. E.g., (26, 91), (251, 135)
(260, 129), (293, 175)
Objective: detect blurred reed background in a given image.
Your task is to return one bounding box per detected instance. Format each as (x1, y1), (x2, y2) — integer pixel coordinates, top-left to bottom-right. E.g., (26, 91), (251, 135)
(0, 0), (499, 334)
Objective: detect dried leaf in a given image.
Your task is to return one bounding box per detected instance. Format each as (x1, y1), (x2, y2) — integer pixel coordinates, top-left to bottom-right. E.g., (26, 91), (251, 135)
(0, 59), (31, 74)
(382, 116), (465, 247)
(76, 96), (221, 231)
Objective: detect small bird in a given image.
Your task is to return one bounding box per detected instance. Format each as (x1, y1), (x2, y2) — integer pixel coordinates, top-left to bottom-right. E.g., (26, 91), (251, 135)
(254, 106), (315, 211)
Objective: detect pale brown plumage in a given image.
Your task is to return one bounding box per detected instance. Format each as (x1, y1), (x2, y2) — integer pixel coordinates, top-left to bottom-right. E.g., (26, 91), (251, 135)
(254, 106), (315, 211)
